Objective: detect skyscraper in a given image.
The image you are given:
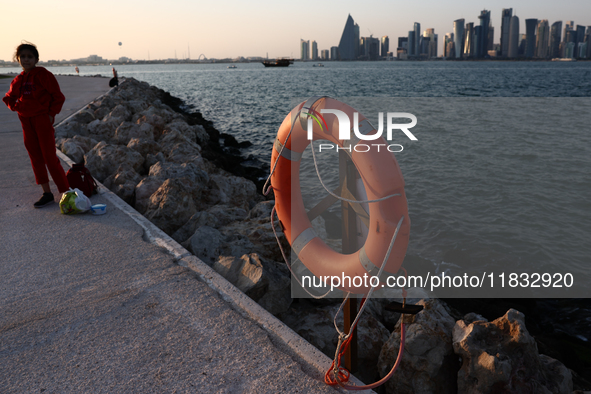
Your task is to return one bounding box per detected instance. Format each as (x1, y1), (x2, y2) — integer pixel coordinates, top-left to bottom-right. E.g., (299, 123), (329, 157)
(398, 37), (408, 52)
(525, 19), (538, 58)
(381, 36), (389, 58)
(311, 41), (318, 60)
(488, 26), (495, 51)
(576, 25), (586, 58)
(300, 39), (310, 60)
(549, 22), (562, 59)
(444, 32), (454, 58)
(500, 8), (513, 57)
(408, 31), (415, 57)
(477, 10), (491, 58)
(414, 22), (421, 57)
(354, 23), (360, 59)
(423, 29), (437, 58)
(464, 22), (475, 57)
(453, 19), (465, 58)
(508, 16), (520, 58)
(330, 46), (339, 60)
(338, 15), (357, 60)
(535, 20), (550, 59)
(321, 49), (329, 60)
(563, 21), (574, 44)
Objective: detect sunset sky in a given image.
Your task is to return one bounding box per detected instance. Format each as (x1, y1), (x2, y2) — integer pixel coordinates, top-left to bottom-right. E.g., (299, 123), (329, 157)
(1, 0), (590, 62)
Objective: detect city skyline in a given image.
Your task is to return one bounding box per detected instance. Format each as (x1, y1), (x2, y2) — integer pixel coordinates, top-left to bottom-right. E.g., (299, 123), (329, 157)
(1, 0), (591, 62)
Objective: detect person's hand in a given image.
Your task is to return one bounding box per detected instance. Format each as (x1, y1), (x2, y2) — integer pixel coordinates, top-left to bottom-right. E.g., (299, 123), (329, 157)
(49, 115), (55, 124)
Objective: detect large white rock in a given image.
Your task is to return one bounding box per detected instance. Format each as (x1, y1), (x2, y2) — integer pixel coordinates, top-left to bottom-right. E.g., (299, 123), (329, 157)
(212, 254), (268, 301)
(144, 178), (199, 235)
(453, 308), (573, 394)
(114, 121), (155, 145)
(84, 141), (144, 182)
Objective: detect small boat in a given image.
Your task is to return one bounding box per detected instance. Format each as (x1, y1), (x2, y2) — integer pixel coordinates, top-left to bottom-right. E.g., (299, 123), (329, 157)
(312, 63), (324, 67)
(228, 65), (237, 68)
(262, 58), (294, 67)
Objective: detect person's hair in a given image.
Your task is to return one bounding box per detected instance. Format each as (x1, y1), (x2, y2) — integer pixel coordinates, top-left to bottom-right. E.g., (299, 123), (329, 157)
(13, 42), (39, 62)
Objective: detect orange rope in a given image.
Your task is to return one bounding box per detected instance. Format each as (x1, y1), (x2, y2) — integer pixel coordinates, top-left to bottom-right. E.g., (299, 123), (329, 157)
(325, 269), (410, 390)
(324, 298), (366, 386)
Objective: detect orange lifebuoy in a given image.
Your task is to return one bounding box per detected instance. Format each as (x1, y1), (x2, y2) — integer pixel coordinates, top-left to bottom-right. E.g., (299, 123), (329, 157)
(271, 97), (410, 294)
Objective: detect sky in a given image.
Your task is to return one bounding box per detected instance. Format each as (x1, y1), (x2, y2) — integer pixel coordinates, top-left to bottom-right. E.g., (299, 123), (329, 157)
(1, 0), (590, 62)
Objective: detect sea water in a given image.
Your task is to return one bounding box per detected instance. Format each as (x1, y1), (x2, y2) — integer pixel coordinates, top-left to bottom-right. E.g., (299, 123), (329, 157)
(5, 61), (590, 299)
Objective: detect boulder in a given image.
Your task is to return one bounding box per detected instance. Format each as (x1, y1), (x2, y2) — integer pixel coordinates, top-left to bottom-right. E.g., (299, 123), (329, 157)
(377, 298), (458, 394)
(60, 139), (85, 164)
(126, 99), (149, 114)
(171, 205), (248, 244)
(101, 164), (142, 204)
(144, 152), (166, 173)
(114, 121), (154, 145)
(204, 173), (258, 209)
(148, 161), (209, 193)
(127, 138), (160, 159)
(134, 177), (165, 214)
(84, 141), (144, 182)
(187, 225), (224, 265)
(453, 308), (573, 394)
(144, 178), (199, 235)
(70, 108), (95, 124)
(104, 104), (132, 122)
(55, 121), (88, 139)
(87, 119), (118, 141)
(212, 254), (268, 301)
(93, 105), (111, 120)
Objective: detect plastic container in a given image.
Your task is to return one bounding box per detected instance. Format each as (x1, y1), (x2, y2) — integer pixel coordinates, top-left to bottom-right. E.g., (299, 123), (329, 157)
(90, 204), (107, 215)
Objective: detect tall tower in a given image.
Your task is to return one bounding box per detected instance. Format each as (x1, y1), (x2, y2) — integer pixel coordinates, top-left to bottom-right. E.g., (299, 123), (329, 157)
(563, 21), (574, 43)
(408, 31), (415, 56)
(464, 22), (475, 57)
(477, 10), (491, 58)
(414, 22), (421, 57)
(424, 29), (437, 58)
(549, 22), (562, 58)
(525, 19), (538, 58)
(444, 32), (454, 57)
(354, 23), (360, 59)
(576, 25), (586, 57)
(300, 39), (310, 60)
(453, 19), (465, 58)
(311, 41), (318, 60)
(535, 20), (549, 59)
(381, 36), (389, 58)
(338, 15), (357, 60)
(500, 8), (513, 57)
(508, 16), (520, 58)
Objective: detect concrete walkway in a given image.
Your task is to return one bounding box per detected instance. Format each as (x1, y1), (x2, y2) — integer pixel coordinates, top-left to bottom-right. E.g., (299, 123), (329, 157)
(0, 75), (367, 393)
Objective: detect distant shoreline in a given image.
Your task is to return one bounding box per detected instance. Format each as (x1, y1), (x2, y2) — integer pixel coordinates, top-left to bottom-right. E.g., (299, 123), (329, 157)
(1, 58), (590, 69)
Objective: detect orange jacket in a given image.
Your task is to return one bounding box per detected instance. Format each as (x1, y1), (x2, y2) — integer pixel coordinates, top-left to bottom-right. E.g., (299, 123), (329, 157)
(2, 67), (65, 118)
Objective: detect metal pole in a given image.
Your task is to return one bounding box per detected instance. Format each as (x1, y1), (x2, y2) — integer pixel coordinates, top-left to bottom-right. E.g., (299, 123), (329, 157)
(339, 150), (358, 374)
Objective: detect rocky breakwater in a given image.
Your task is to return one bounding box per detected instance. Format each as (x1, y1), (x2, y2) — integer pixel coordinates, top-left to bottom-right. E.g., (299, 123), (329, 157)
(55, 78), (589, 393)
(55, 77), (292, 316)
